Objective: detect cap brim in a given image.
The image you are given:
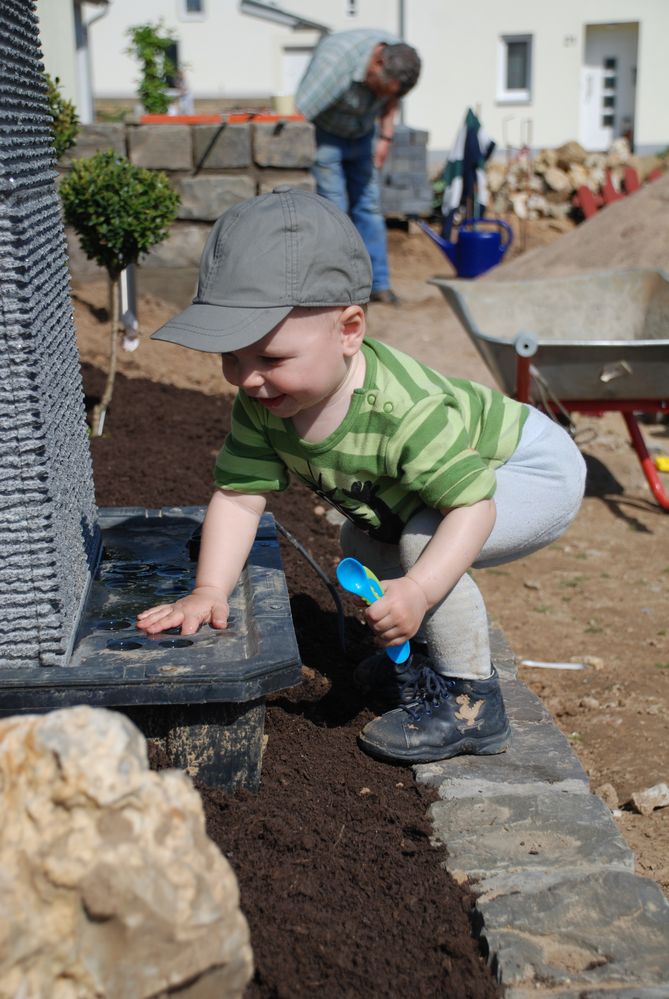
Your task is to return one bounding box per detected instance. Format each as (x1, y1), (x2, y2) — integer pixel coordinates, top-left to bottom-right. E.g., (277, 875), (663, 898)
(151, 301), (294, 353)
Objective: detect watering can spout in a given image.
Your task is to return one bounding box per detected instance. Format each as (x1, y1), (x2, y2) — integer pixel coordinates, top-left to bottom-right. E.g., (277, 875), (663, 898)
(416, 221), (458, 267)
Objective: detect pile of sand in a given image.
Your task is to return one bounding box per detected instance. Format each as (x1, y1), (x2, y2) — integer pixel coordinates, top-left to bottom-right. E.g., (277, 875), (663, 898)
(490, 171), (669, 281)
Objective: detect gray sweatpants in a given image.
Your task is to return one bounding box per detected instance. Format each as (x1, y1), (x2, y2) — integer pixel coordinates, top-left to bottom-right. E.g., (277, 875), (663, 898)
(340, 407), (586, 679)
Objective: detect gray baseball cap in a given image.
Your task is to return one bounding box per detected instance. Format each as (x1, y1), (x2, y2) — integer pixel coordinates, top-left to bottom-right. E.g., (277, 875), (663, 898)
(151, 186), (372, 353)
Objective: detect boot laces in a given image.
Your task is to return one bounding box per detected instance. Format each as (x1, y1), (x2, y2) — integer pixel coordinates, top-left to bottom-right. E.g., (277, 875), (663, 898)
(402, 668), (454, 722)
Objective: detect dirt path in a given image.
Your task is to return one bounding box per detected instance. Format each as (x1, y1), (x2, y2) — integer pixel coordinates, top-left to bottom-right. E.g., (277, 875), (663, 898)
(72, 211), (669, 902)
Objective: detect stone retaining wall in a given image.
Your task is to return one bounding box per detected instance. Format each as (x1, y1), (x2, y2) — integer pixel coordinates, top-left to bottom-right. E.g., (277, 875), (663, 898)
(62, 122), (317, 275)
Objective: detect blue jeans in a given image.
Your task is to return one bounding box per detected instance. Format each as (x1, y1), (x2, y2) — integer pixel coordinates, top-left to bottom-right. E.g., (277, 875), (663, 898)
(312, 126), (390, 293)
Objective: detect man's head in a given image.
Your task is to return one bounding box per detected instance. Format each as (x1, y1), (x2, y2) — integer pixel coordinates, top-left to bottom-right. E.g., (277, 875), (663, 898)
(152, 187), (372, 353)
(365, 42), (421, 100)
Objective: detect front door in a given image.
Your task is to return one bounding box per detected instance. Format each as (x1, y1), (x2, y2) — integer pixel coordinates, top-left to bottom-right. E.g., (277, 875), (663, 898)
(580, 23), (638, 151)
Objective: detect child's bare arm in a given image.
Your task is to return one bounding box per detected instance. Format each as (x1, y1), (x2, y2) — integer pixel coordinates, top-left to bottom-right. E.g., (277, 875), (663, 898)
(136, 488), (267, 636)
(366, 498), (497, 646)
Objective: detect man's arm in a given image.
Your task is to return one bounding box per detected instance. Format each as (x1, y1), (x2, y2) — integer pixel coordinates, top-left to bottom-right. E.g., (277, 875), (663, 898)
(374, 98), (399, 169)
(295, 40), (352, 121)
(136, 488), (266, 636)
(365, 498), (497, 646)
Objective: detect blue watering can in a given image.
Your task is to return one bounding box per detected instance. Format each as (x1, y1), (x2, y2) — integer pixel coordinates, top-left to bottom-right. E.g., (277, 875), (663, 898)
(417, 217), (513, 279)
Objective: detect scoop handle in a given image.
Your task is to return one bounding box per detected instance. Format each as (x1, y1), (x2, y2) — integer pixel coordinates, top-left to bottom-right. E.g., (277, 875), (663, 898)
(336, 559), (411, 664)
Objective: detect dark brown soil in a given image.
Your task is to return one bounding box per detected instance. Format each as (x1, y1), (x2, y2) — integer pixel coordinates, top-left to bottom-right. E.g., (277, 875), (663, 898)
(83, 363), (501, 999)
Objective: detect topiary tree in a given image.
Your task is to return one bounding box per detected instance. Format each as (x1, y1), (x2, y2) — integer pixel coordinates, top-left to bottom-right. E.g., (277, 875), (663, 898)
(44, 72), (79, 160)
(126, 21), (177, 115)
(60, 150), (180, 435)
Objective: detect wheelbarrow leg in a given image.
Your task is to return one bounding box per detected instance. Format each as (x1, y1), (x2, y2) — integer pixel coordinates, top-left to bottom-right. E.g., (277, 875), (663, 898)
(622, 412), (669, 511)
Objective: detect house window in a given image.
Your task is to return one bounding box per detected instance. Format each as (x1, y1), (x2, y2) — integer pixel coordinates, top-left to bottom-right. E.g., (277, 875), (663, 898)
(178, 0), (205, 20)
(497, 34), (532, 103)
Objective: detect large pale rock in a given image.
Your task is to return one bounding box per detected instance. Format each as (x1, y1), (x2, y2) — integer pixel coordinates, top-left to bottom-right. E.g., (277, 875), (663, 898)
(0, 707), (253, 999)
(567, 163), (590, 189)
(543, 166), (571, 193)
(606, 136), (632, 167)
(631, 782), (669, 816)
(555, 139), (587, 169)
(486, 162), (506, 194)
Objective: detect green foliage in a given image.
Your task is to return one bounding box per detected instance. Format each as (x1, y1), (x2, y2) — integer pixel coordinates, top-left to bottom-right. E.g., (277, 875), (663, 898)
(126, 22), (177, 114)
(59, 151), (180, 278)
(431, 176), (445, 213)
(44, 73), (79, 159)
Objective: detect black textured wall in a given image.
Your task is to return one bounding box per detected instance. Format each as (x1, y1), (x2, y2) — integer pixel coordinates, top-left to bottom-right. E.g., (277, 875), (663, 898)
(0, 1), (99, 667)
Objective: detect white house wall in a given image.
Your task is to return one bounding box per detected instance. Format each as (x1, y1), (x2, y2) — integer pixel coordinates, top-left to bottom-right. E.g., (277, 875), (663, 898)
(403, 0), (668, 155)
(88, 0), (402, 101)
(84, 0), (668, 155)
(35, 0), (78, 103)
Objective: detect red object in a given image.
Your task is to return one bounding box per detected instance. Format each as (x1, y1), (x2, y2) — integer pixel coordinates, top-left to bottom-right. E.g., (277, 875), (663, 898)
(513, 352), (669, 510)
(601, 170), (624, 204)
(623, 166), (641, 193)
(646, 166), (665, 183)
(572, 186), (602, 219)
(139, 113), (305, 125)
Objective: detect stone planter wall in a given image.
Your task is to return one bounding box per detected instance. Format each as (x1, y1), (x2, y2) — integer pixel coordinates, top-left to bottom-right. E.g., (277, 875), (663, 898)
(62, 122), (317, 275)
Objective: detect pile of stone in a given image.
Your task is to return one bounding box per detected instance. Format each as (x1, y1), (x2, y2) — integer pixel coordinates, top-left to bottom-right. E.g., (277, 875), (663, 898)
(485, 137), (666, 220)
(0, 707), (253, 998)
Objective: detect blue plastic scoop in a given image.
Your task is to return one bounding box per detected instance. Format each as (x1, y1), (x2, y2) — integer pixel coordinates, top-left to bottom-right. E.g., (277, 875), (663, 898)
(336, 557), (411, 664)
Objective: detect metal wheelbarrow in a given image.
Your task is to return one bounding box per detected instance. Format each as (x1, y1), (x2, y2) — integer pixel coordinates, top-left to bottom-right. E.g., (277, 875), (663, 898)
(431, 268), (669, 510)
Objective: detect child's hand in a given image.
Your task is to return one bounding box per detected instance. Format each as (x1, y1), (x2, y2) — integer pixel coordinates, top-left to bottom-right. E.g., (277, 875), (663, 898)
(364, 577), (428, 648)
(135, 585), (229, 636)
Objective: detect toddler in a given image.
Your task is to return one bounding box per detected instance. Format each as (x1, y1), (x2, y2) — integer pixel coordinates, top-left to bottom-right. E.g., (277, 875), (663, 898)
(137, 187), (586, 764)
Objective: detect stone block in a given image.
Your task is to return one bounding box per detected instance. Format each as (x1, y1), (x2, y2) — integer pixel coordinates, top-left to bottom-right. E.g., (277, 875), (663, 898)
(252, 121), (316, 169)
(479, 868), (669, 989)
(489, 622), (518, 678)
(424, 776), (590, 804)
(258, 172), (316, 195)
(192, 124), (252, 169)
(128, 124), (192, 170)
(142, 223), (209, 268)
(499, 676), (553, 723)
(428, 789), (633, 881)
(65, 227), (105, 277)
(175, 175), (256, 221)
(61, 123), (126, 164)
(507, 984), (669, 998)
(416, 713), (589, 791)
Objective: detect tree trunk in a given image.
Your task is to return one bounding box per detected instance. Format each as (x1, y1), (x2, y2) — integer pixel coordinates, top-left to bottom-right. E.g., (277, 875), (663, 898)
(91, 276), (120, 437)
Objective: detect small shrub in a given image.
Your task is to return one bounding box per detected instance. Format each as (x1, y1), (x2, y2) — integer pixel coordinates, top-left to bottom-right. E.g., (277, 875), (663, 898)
(60, 151), (180, 433)
(126, 22), (177, 115)
(44, 73), (79, 159)
(60, 150), (180, 278)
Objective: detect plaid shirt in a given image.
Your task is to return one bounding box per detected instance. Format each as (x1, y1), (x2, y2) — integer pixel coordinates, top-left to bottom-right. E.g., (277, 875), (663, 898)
(295, 29), (397, 139)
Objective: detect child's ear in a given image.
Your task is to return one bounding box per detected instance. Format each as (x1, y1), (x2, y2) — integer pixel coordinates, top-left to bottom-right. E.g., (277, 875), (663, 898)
(338, 305), (366, 356)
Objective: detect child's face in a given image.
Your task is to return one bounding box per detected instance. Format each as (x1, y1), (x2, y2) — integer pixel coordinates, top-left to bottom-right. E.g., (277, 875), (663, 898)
(221, 306), (365, 419)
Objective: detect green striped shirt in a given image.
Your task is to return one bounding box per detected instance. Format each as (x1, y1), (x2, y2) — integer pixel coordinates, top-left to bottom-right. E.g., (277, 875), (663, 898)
(215, 338), (528, 543)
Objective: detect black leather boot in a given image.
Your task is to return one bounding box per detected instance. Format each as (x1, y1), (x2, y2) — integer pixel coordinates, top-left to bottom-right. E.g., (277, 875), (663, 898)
(353, 644), (430, 710)
(358, 665), (511, 764)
